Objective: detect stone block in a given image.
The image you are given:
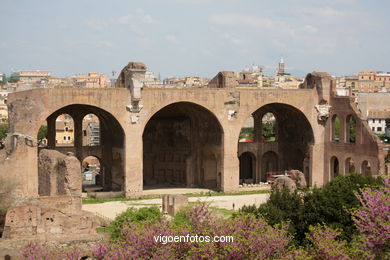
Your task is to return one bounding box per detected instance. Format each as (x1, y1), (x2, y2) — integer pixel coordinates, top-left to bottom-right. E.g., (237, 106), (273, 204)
(288, 170), (307, 188)
(275, 176), (297, 193)
(162, 194), (188, 215)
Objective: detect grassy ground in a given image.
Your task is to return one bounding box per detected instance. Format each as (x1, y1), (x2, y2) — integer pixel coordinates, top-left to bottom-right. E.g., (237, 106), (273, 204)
(82, 189), (270, 204)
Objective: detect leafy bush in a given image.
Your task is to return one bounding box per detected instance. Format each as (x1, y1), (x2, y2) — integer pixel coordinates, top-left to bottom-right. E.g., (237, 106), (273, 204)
(20, 197), (388, 259)
(108, 206), (162, 240)
(91, 203), (292, 259)
(239, 186), (303, 236)
(301, 174), (384, 242)
(21, 243), (87, 259)
(0, 124), (7, 140)
(239, 174), (384, 244)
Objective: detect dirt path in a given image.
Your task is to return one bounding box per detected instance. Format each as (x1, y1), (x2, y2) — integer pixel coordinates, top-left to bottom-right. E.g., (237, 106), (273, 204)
(83, 193), (270, 220)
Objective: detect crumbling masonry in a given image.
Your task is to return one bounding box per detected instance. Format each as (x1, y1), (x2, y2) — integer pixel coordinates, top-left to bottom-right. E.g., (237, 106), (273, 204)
(0, 63), (388, 238)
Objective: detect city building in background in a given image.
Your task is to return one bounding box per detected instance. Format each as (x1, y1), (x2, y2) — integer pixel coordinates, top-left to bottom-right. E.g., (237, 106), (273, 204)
(71, 72), (110, 88)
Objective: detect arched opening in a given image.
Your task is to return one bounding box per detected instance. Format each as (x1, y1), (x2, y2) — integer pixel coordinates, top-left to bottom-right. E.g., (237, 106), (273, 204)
(239, 152), (256, 184)
(82, 114), (100, 146)
(40, 104), (125, 193)
(238, 116), (254, 142)
(238, 103), (314, 184)
(345, 157), (355, 174)
(332, 115), (340, 143)
(81, 156), (102, 191)
(143, 102), (223, 190)
(261, 151), (278, 182)
(346, 115), (356, 143)
(55, 114), (74, 147)
(361, 160), (371, 176)
(330, 156), (339, 179)
(261, 112), (276, 142)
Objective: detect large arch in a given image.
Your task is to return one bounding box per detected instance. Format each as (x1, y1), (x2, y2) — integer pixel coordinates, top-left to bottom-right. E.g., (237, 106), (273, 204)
(239, 152), (256, 183)
(238, 103), (315, 183)
(40, 104), (125, 192)
(142, 102), (223, 190)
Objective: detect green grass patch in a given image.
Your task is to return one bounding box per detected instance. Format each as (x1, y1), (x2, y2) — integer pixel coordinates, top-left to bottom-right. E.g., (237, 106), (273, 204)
(209, 207), (235, 218)
(96, 227), (111, 233)
(82, 194), (162, 204)
(184, 189), (270, 198)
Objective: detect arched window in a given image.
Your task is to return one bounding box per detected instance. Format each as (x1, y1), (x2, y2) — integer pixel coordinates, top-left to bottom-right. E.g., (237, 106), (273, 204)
(330, 156), (339, 179)
(262, 113), (276, 142)
(361, 160), (371, 176)
(82, 156), (102, 189)
(239, 152), (256, 182)
(55, 114), (74, 147)
(82, 114), (100, 146)
(261, 151), (278, 182)
(346, 115), (356, 143)
(332, 115), (340, 142)
(345, 157), (355, 174)
(238, 116), (254, 142)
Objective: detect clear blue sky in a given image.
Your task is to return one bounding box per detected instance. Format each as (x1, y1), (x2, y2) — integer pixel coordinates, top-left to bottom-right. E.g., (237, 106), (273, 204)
(1, 0), (389, 78)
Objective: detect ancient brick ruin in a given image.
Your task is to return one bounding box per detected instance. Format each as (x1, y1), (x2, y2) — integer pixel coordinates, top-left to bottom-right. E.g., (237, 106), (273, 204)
(0, 62), (388, 241)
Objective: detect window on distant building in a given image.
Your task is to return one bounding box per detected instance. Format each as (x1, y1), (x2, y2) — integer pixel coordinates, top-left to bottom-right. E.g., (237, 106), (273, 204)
(65, 127), (68, 132)
(372, 127), (375, 131)
(63, 136), (66, 141)
(68, 136), (71, 140)
(378, 127), (382, 132)
(373, 119), (375, 123)
(379, 119), (382, 123)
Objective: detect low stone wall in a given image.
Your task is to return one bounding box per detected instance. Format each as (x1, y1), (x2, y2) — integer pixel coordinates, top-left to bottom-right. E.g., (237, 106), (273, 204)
(2, 195), (99, 241)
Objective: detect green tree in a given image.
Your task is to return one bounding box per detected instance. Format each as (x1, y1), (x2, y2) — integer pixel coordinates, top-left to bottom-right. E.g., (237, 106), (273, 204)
(8, 72), (20, 83)
(334, 117), (340, 141)
(349, 116), (356, 143)
(0, 125), (8, 140)
(37, 125), (47, 144)
(262, 122), (276, 141)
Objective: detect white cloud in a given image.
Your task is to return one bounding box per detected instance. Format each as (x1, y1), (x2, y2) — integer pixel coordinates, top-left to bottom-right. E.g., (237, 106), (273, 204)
(303, 25), (318, 33)
(304, 7), (345, 17)
(86, 19), (110, 31)
(219, 33), (246, 46)
(97, 41), (113, 48)
(86, 8), (157, 32)
(210, 12), (296, 38)
(119, 9), (158, 25)
(165, 34), (180, 45)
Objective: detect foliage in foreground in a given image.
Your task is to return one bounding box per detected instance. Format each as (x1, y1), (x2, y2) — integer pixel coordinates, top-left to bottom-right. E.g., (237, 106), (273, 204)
(239, 174), (384, 243)
(352, 184), (390, 258)
(20, 176), (389, 259)
(108, 206), (163, 240)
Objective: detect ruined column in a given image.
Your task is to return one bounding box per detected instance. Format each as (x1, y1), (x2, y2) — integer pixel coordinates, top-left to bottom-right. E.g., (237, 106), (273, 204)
(46, 114), (56, 149)
(73, 114), (83, 159)
(116, 62), (147, 113)
(253, 114), (261, 142)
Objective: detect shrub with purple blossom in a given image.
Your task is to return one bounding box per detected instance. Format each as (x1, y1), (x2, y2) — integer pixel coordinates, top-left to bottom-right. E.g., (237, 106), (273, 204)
(21, 242), (87, 260)
(352, 186), (390, 258)
(88, 203), (293, 259)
